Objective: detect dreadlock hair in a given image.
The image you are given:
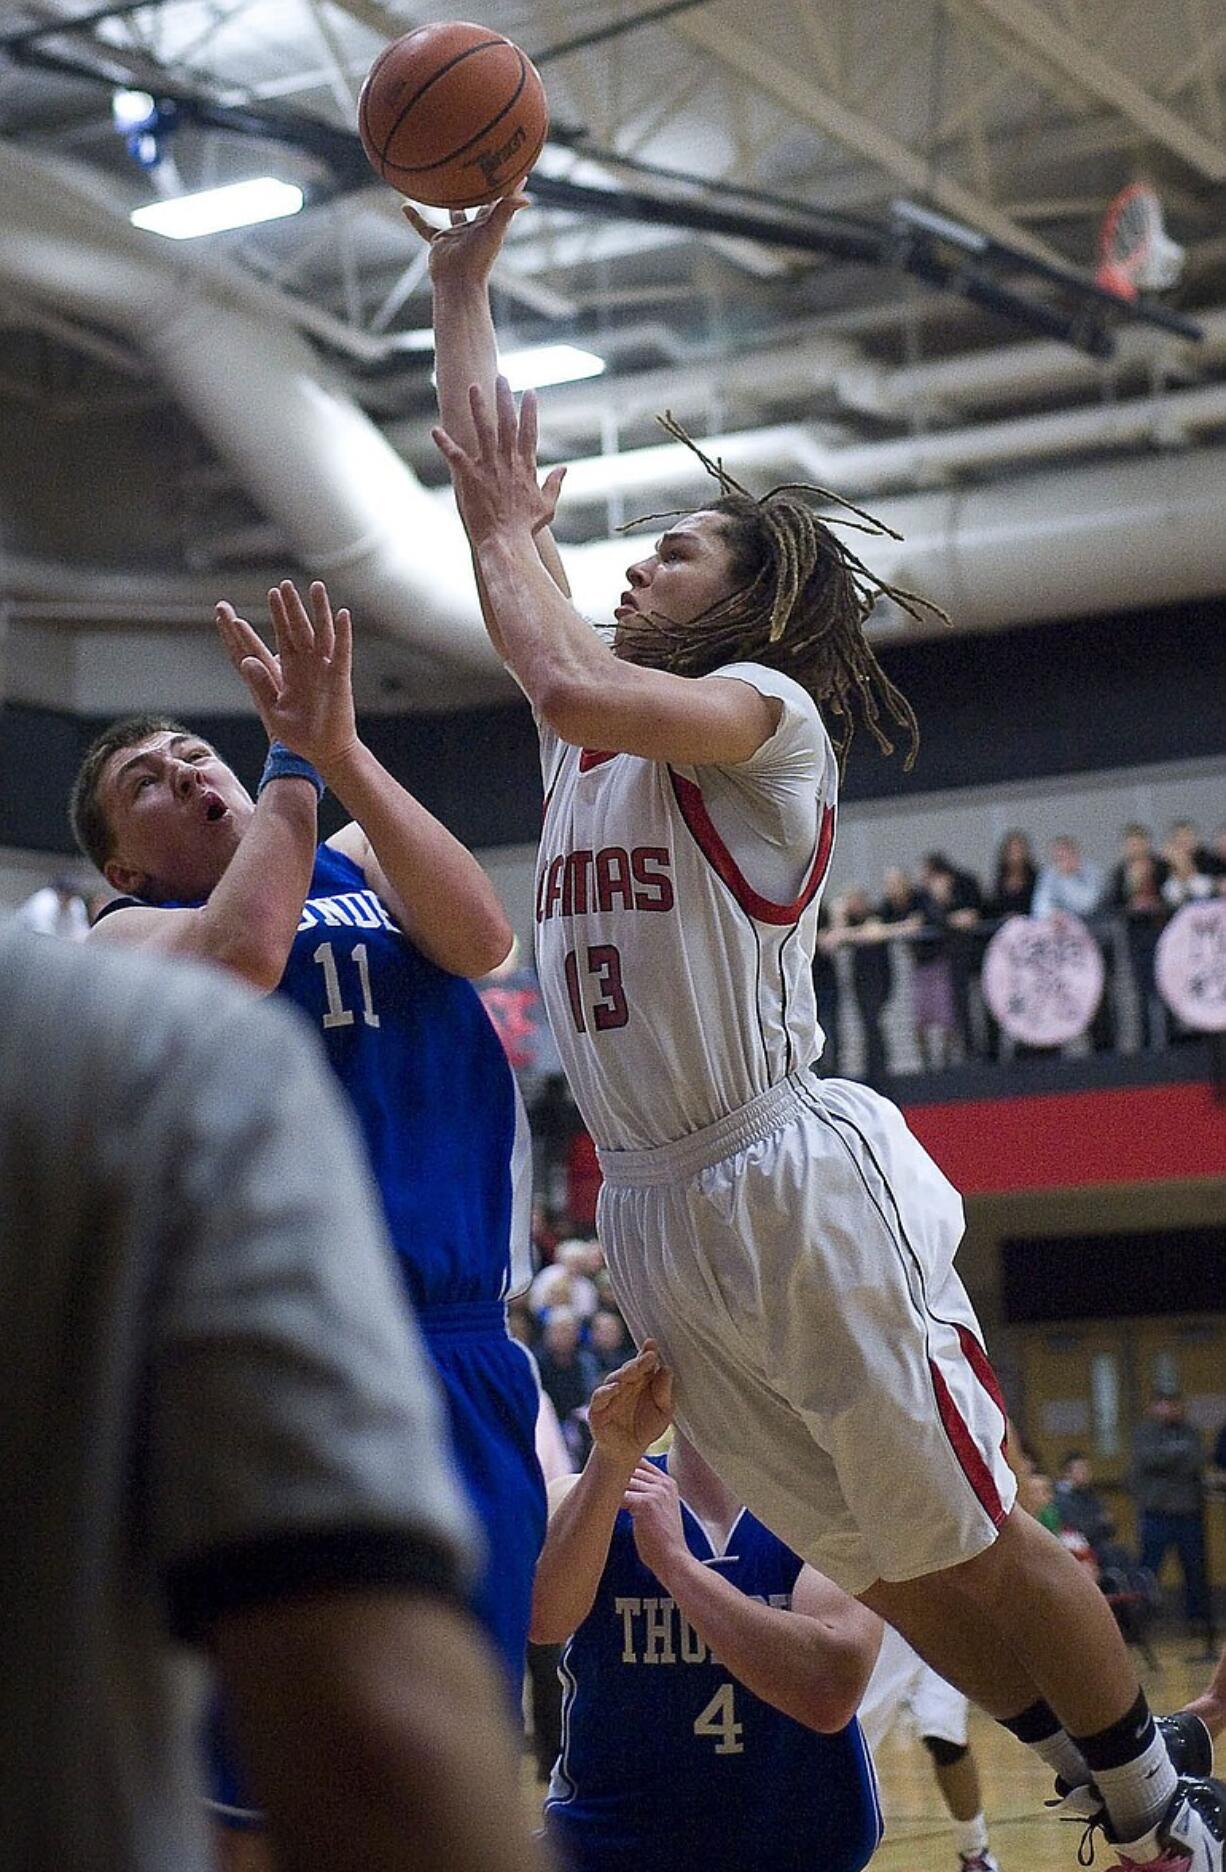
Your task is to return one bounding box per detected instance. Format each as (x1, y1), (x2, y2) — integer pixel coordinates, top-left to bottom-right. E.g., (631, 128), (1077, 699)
(612, 416), (950, 771)
(70, 713), (193, 873)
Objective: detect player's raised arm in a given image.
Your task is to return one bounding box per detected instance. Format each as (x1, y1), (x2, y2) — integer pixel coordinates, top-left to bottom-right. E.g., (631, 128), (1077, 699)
(83, 582), (340, 990)
(406, 195), (572, 615)
(259, 582), (511, 978)
(624, 1467), (882, 1734)
(434, 379), (779, 767)
(529, 1346), (673, 1645)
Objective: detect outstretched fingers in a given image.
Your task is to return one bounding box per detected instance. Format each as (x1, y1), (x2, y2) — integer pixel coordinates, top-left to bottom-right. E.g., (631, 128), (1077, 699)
(216, 601), (279, 685)
(495, 372), (518, 458)
(431, 422), (471, 476)
(308, 579), (336, 662)
(332, 604), (353, 680)
(401, 200), (438, 244)
(467, 379), (498, 459)
(516, 385), (539, 467)
(269, 581), (314, 659)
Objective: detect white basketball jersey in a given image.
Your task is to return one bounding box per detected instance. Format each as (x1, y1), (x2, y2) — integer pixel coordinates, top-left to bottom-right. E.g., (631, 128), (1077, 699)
(534, 661), (839, 1149)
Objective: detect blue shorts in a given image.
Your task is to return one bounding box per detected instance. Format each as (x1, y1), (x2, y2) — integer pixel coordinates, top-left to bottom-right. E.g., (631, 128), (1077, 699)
(207, 1300), (545, 1826)
(420, 1301), (546, 1699)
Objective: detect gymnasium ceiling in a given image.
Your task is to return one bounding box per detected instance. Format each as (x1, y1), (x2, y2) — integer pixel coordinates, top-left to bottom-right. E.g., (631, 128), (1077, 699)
(3, 0), (1226, 712)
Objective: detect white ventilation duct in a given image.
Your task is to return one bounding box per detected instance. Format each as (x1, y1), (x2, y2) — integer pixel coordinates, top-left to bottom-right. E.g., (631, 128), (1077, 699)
(560, 444), (1226, 639)
(0, 141), (493, 669)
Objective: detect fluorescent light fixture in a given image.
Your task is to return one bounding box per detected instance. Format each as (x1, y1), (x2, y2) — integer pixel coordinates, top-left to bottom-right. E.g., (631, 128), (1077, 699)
(130, 177), (304, 240)
(499, 344), (605, 391)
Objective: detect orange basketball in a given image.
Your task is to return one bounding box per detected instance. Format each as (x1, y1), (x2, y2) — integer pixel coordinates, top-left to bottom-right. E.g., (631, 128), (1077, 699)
(358, 20), (548, 209)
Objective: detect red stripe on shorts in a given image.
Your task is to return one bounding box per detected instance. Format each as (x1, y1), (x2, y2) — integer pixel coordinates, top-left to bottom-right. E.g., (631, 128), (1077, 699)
(928, 1355), (1008, 1528)
(954, 1323), (1009, 1457)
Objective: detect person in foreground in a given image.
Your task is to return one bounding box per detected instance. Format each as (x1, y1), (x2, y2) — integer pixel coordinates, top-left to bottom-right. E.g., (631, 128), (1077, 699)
(69, 579), (545, 1844)
(530, 1343), (883, 1872)
(0, 921), (546, 1872)
(419, 194), (1223, 1871)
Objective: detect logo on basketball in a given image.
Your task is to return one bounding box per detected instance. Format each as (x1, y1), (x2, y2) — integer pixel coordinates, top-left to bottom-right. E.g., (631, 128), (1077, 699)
(1155, 897), (1226, 1032)
(982, 914), (1105, 1047)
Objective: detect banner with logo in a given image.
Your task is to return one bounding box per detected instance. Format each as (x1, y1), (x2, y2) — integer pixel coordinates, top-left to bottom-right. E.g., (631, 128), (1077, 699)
(478, 965), (562, 1080)
(982, 913), (1105, 1047)
(1156, 898), (1226, 1032)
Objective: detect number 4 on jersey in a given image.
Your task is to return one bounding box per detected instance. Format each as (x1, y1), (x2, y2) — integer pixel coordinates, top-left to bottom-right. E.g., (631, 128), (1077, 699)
(693, 1682), (743, 1755)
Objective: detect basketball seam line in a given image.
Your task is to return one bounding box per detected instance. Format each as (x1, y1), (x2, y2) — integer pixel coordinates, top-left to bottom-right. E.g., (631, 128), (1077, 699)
(378, 49), (529, 176)
(371, 33), (505, 164)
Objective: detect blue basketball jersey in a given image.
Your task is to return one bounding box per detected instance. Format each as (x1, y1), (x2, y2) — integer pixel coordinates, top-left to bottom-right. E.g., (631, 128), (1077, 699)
(545, 1456), (882, 1872)
(273, 843), (528, 1309)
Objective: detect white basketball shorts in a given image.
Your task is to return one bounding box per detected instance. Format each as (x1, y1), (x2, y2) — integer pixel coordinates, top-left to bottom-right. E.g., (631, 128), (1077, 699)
(596, 1069), (1016, 1597)
(857, 1623), (971, 1754)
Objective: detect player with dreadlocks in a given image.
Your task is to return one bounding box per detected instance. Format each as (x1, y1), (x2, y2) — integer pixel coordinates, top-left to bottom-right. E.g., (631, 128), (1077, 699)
(418, 197), (1223, 1872)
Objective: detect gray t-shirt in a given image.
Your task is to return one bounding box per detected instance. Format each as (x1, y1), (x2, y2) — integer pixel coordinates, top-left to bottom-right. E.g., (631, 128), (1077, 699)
(0, 924), (477, 1872)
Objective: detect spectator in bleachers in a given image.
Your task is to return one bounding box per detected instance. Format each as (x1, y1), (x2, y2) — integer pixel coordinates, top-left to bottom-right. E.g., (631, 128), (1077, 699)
(877, 864), (921, 928)
(1131, 1386), (1210, 1633)
(589, 1308), (632, 1378)
(910, 862), (962, 1070)
(984, 831), (1038, 921)
(1033, 836), (1113, 1050)
(1110, 825), (1170, 1047)
(920, 852), (984, 1060)
(1032, 835), (1106, 921)
(1162, 839), (1216, 909)
(529, 1240), (601, 1324)
(1055, 1452), (1116, 1562)
(536, 1307), (601, 1425)
(1167, 819), (1221, 880)
(838, 888), (894, 1089)
(13, 874), (90, 941)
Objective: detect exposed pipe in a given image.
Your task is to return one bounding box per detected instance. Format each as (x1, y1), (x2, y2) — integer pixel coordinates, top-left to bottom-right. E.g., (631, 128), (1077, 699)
(547, 381), (1226, 507)
(387, 309), (1226, 455)
(0, 141), (494, 667)
(559, 444), (1226, 639)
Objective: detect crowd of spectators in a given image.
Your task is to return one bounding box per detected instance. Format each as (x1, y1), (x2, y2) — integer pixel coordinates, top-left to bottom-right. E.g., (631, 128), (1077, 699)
(510, 1211), (633, 1468)
(817, 818), (1226, 1079)
(1015, 1387), (1226, 1647)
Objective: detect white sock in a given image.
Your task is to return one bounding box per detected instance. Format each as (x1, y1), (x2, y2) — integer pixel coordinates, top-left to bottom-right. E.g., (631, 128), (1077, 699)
(955, 1812), (990, 1858)
(1095, 1732), (1178, 1848)
(1027, 1726), (1092, 1788)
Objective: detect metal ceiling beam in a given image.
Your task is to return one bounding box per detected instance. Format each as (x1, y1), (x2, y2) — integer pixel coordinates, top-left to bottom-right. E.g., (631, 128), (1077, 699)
(952, 0), (1226, 181)
(670, 12), (1069, 268)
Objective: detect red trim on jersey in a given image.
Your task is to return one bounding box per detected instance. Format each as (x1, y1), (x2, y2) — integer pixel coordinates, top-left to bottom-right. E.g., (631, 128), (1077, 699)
(929, 1351), (1008, 1527)
(668, 770), (835, 926)
(578, 748), (618, 772)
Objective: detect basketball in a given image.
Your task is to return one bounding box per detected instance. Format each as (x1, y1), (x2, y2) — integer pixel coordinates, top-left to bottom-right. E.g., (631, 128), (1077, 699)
(357, 20), (548, 209)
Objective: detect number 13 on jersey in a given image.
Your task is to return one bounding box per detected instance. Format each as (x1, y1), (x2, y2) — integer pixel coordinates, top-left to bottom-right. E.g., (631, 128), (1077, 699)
(563, 945), (628, 1032)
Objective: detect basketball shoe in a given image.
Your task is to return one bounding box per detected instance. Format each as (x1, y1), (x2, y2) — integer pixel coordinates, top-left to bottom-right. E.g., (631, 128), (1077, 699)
(1050, 1712), (1215, 1821)
(1088, 1775), (1226, 1871)
(958, 1853), (1000, 1871)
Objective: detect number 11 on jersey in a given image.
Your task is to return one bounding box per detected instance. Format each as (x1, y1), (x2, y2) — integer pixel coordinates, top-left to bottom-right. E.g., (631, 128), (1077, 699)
(314, 941), (380, 1030)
